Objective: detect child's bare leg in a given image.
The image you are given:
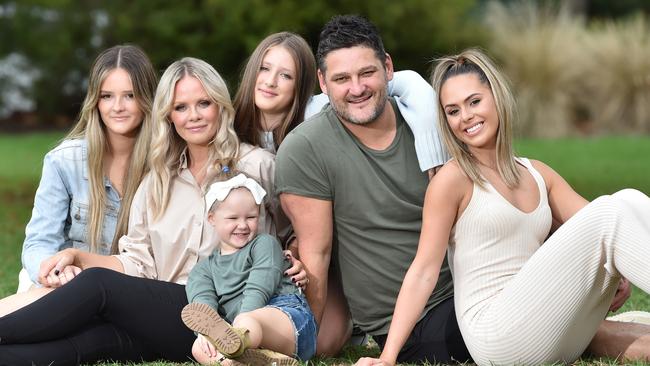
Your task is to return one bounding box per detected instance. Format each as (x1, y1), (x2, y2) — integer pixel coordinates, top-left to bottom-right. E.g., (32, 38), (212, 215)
(233, 307), (295, 356)
(0, 287), (53, 317)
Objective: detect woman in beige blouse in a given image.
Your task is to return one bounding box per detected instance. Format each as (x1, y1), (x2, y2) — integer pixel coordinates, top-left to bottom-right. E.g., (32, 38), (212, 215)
(0, 57), (298, 365)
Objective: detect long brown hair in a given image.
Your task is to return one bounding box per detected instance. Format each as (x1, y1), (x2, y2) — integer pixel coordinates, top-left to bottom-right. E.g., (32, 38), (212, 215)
(66, 44), (157, 253)
(233, 32), (316, 149)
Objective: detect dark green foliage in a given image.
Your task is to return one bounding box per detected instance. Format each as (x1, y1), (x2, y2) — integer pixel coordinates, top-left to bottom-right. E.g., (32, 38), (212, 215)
(0, 0), (482, 126)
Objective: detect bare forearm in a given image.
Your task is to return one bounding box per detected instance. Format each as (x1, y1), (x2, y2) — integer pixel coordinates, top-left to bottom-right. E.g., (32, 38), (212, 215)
(380, 269), (439, 364)
(279, 194), (334, 324)
(39, 248), (125, 285)
(300, 250), (330, 325)
(73, 249), (125, 272)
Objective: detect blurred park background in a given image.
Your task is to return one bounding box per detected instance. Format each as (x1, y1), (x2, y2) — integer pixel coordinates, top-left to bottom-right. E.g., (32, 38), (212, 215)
(3, 0), (650, 136)
(0, 0), (649, 307)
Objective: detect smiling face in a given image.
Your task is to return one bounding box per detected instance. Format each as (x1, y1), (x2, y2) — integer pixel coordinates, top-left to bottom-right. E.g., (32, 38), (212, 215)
(169, 76), (220, 150)
(208, 187), (260, 255)
(318, 46), (393, 125)
(97, 68), (144, 139)
(440, 73), (499, 152)
(254, 46), (297, 130)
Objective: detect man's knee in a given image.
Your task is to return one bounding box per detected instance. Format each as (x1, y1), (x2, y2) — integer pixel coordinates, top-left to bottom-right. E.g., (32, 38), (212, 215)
(316, 324), (351, 357)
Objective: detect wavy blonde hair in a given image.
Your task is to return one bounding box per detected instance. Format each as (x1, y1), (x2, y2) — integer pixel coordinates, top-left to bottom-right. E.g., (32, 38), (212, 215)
(233, 32), (316, 149)
(431, 48), (520, 189)
(66, 44), (157, 253)
(149, 57), (240, 218)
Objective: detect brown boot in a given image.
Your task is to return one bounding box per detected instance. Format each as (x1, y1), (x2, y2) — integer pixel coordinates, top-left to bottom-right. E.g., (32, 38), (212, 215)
(232, 348), (299, 366)
(181, 302), (250, 358)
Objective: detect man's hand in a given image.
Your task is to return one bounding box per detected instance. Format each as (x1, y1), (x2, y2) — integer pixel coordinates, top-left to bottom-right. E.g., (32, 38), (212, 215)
(609, 277), (631, 312)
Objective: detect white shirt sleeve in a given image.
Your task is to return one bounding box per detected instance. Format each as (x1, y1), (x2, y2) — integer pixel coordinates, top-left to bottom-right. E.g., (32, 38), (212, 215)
(389, 70), (451, 171)
(304, 94), (330, 119)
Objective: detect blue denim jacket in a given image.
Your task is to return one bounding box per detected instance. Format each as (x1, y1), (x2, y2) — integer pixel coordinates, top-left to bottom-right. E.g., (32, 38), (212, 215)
(22, 139), (120, 283)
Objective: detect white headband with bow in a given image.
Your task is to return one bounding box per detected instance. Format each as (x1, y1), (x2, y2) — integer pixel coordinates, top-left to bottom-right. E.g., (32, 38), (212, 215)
(205, 174), (267, 208)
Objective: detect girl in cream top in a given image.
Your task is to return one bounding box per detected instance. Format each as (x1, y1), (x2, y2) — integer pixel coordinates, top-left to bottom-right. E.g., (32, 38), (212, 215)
(116, 143), (277, 283)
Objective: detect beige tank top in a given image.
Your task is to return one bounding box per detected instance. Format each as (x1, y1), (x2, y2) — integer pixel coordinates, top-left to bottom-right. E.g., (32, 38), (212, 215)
(448, 158), (553, 326)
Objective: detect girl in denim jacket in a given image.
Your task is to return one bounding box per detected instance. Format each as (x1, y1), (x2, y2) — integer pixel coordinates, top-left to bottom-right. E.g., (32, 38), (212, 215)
(8, 44), (157, 300)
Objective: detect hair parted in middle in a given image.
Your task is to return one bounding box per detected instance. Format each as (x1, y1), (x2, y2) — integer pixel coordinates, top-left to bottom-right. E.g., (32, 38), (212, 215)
(149, 57), (240, 218)
(431, 48), (520, 189)
(234, 31), (316, 149)
(66, 44), (157, 254)
(316, 14), (386, 73)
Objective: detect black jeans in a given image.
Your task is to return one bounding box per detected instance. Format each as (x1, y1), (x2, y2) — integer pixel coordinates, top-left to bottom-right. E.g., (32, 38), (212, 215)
(373, 297), (471, 364)
(0, 268), (196, 366)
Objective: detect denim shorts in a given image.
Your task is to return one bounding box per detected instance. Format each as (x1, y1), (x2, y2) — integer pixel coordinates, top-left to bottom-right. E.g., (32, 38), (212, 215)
(265, 293), (317, 361)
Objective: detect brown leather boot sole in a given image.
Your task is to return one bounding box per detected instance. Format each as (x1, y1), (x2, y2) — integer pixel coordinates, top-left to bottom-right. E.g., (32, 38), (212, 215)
(181, 302), (244, 357)
(232, 348), (299, 366)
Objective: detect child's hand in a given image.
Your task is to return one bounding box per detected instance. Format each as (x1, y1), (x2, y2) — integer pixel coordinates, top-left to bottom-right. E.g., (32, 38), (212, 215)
(197, 334), (218, 358)
(283, 250), (309, 290)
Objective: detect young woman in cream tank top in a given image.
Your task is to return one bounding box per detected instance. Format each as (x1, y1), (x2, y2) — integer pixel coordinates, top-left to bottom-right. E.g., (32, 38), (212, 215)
(356, 49), (650, 366)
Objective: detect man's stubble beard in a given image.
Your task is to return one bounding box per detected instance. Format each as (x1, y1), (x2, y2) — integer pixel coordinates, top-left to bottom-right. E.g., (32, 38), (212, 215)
(331, 86), (388, 126)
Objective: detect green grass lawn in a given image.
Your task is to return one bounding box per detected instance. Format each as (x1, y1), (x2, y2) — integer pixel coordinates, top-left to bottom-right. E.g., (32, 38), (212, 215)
(0, 132), (648, 365)
(0, 132), (63, 295)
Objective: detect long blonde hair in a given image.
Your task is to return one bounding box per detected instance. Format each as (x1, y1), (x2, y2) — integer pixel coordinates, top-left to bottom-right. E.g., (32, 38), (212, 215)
(149, 57), (240, 218)
(66, 44), (157, 253)
(233, 32), (316, 149)
(431, 48), (520, 189)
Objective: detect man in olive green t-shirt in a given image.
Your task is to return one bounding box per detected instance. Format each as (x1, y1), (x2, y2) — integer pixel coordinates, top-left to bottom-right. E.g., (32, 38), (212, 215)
(275, 15), (471, 364)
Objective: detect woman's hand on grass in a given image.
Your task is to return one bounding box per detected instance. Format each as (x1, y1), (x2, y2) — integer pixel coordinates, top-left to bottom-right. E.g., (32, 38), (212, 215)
(355, 357), (394, 366)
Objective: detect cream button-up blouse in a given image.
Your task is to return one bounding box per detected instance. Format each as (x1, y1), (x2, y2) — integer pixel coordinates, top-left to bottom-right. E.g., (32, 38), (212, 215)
(114, 143), (281, 284)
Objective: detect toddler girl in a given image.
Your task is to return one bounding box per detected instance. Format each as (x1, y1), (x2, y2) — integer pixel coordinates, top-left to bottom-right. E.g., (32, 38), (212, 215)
(182, 170), (316, 366)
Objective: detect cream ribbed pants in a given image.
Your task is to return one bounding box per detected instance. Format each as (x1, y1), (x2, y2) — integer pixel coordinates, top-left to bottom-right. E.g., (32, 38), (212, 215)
(464, 189), (650, 366)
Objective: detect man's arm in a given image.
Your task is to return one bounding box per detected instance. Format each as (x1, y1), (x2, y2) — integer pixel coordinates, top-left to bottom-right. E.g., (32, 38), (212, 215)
(280, 193), (333, 325)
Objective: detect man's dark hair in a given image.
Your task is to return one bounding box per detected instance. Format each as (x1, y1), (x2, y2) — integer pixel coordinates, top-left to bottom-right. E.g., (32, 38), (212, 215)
(316, 15), (386, 73)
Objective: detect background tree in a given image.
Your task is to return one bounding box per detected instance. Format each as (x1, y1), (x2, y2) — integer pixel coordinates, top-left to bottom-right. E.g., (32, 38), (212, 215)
(0, 0), (481, 128)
